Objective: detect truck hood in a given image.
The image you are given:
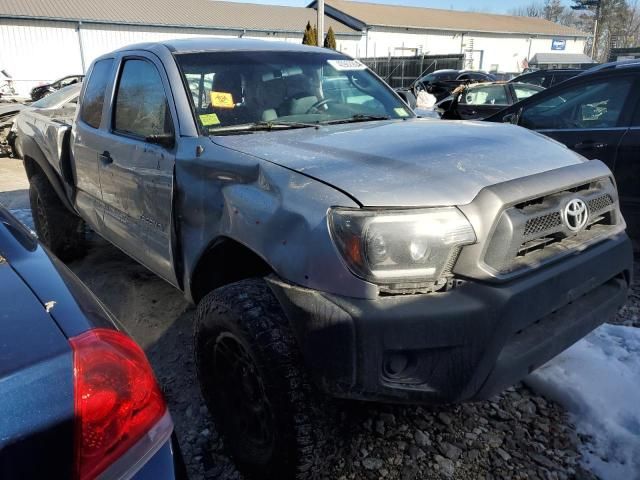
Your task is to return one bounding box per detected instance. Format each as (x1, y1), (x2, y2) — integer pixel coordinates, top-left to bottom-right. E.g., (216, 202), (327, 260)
(211, 119), (585, 207)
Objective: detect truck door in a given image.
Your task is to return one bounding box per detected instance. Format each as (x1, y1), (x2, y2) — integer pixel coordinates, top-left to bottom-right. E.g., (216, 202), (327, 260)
(98, 55), (178, 286)
(72, 58), (115, 231)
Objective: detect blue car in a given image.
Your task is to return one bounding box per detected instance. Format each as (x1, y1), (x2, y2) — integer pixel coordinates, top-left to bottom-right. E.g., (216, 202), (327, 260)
(0, 205), (185, 479)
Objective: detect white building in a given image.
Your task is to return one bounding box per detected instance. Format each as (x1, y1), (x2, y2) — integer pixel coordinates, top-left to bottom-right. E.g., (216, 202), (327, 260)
(0, 0), (361, 96)
(313, 0), (591, 73)
(0, 0), (592, 97)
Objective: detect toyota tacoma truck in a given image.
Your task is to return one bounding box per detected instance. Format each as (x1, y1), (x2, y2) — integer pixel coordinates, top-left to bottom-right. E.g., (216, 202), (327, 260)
(15, 38), (633, 479)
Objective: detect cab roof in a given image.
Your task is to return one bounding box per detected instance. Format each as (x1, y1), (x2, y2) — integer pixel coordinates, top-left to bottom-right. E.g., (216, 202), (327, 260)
(115, 37), (333, 55)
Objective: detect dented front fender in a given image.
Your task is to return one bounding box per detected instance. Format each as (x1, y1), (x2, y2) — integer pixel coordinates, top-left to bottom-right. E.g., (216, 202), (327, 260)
(175, 138), (378, 301)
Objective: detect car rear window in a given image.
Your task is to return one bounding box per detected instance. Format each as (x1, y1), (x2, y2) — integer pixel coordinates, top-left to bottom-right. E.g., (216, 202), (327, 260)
(80, 59), (114, 128)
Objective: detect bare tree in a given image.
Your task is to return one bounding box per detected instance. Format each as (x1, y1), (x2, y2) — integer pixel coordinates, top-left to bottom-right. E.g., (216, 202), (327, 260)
(544, 0), (565, 22)
(613, 0), (640, 47)
(510, 2), (545, 17)
(511, 0), (564, 20)
(513, 0), (638, 61)
(587, 0), (631, 60)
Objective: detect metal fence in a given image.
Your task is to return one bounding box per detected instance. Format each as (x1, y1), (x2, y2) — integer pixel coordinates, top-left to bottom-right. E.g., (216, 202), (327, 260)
(361, 54), (464, 88)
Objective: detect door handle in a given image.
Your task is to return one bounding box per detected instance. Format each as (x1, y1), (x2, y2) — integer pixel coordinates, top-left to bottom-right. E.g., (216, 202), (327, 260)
(99, 151), (113, 165)
(574, 141), (607, 150)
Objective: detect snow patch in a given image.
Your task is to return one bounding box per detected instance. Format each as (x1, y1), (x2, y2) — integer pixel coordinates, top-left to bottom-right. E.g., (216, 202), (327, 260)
(525, 324), (640, 480)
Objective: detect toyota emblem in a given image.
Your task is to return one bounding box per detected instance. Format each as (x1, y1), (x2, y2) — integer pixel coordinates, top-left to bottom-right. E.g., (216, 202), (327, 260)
(563, 198), (588, 232)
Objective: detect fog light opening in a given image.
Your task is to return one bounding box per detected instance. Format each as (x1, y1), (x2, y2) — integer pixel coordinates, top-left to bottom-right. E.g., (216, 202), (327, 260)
(384, 352), (412, 378)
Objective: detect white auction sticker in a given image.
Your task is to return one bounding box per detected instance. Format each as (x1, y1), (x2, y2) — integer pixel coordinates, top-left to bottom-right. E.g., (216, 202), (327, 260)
(327, 59), (367, 71)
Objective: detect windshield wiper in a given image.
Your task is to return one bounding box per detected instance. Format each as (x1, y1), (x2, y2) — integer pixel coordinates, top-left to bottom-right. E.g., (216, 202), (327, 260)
(210, 120), (319, 135)
(322, 114), (391, 125)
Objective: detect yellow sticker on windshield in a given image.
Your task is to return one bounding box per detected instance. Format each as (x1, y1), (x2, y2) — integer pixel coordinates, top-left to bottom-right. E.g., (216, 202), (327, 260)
(211, 91), (235, 109)
(394, 107), (410, 117)
(200, 113), (220, 126)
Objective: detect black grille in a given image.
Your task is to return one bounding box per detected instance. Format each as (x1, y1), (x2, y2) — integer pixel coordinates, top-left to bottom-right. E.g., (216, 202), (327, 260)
(483, 179), (619, 276)
(588, 194), (613, 213)
(522, 194), (613, 237)
(523, 212), (562, 236)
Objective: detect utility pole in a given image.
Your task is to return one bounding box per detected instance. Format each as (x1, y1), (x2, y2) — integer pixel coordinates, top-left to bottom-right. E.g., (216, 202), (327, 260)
(591, 1), (601, 59)
(317, 0), (324, 47)
(571, 0), (602, 60)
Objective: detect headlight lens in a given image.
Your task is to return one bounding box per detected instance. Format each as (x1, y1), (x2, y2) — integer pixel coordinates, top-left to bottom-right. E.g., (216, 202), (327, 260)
(329, 207), (476, 284)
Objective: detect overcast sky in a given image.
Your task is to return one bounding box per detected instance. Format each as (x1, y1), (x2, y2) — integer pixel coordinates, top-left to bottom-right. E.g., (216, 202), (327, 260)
(226, 0), (571, 14)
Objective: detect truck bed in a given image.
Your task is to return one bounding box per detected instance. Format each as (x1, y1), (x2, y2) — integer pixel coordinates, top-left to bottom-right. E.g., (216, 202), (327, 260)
(15, 105), (75, 181)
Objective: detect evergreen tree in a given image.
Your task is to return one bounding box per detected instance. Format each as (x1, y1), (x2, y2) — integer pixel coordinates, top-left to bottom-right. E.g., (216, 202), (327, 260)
(324, 26), (337, 49)
(312, 25), (319, 46)
(302, 21), (313, 45)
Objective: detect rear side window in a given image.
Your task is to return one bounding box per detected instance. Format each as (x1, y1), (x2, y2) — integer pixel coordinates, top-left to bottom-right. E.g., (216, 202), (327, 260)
(520, 77), (634, 130)
(513, 84), (542, 101)
(113, 59), (172, 138)
(463, 85), (508, 105)
(523, 73), (547, 87)
(80, 59), (113, 128)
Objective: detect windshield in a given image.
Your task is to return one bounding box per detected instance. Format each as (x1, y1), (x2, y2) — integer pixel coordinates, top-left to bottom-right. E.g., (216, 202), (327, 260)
(175, 51), (413, 134)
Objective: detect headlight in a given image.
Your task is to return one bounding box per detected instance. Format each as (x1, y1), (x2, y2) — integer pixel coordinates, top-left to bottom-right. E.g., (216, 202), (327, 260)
(328, 207), (476, 285)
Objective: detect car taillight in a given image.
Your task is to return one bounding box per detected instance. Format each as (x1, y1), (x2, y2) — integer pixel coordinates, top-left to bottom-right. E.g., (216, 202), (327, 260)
(71, 328), (168, 480)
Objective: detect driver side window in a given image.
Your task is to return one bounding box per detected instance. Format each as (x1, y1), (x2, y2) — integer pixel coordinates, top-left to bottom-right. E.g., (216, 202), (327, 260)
(520, 77), (633, 130)
(113, 58), (173, 138)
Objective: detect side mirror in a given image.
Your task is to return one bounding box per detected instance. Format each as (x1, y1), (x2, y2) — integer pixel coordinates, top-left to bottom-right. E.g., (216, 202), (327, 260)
(146, 133), (175, 149)
(502, 113), (517, 124)
(503, 107), (523, 125)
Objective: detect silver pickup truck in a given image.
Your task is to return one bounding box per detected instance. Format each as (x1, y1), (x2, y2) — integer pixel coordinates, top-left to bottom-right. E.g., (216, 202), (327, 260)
(15, 38), (633, 479)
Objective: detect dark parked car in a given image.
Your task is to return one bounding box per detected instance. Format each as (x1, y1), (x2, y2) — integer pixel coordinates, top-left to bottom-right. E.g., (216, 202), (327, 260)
(0, 205), (185, 479)
(30, 74), (84, 101)
(486, 61), (640, 244)
(509, 69), (584, 88)
(413, 69), (497, 100)
(438, 82), (544, 120)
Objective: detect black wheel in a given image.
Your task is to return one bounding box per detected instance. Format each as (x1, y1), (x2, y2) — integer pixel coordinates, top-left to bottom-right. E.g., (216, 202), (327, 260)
(195, 278), (329, 480)
(29, 173), (87, 261)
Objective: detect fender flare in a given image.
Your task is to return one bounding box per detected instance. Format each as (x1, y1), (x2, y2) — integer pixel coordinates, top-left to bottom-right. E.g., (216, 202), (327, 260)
(19, 134), (76, 214)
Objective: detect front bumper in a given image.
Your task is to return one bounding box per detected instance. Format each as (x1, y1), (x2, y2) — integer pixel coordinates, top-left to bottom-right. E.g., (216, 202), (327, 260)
(269, 233), (632, 404)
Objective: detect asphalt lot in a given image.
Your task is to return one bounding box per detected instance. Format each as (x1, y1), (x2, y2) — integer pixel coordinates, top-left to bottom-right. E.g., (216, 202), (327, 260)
(0, 156), (636, 480)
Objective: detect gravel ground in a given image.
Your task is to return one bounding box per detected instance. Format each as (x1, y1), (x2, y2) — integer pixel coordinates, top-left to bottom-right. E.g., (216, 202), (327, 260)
(1, 157), (638, 480)
(94, 248), (637, 480)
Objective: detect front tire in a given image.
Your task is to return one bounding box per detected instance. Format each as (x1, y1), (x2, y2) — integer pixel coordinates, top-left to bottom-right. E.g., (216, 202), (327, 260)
(194, 278), (328, 479)
(29, 173), (87, 261)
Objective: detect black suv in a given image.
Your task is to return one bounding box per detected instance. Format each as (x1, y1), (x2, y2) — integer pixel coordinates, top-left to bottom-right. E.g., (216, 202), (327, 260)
(487, 61), (640, 244)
